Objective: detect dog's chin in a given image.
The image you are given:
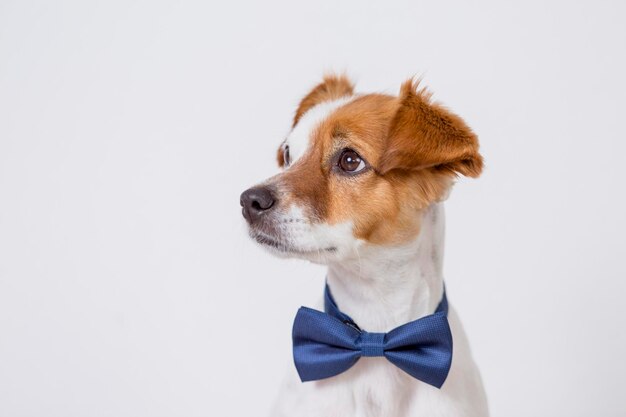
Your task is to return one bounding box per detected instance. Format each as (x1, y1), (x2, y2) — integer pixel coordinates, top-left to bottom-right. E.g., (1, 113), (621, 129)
(248, 230), (339, 264)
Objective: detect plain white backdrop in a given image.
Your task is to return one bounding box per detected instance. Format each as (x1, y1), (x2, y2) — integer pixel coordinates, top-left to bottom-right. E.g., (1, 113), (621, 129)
(1, 0), (625, 416)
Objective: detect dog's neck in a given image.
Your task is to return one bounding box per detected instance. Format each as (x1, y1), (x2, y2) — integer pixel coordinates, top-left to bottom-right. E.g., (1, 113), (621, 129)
(326, 203), (446, 333)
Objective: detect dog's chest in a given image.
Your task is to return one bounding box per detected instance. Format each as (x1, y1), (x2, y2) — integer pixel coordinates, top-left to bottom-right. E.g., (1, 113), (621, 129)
(343, 361), (415, 416)
(274, 360), (420, 417)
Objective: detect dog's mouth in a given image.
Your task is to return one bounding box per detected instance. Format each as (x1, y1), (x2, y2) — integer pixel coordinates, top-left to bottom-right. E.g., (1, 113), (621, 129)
(251, 231), (337, 254)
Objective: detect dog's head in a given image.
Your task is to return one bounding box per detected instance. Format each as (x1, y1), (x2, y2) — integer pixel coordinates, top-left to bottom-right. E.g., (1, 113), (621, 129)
(240, 75), (482, 263)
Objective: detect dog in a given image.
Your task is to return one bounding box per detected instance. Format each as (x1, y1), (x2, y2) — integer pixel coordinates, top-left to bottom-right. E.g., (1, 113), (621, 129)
(240, 74), (488, 417)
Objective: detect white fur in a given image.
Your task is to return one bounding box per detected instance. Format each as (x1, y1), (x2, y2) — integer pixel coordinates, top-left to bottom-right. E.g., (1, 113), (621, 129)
(253, 205), (361, 264)
(269, 204), (489, 417)
(285, 97), (354, 166)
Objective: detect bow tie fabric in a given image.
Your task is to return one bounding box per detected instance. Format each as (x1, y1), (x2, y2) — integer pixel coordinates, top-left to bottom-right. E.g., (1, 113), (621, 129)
(292, 284), (453, 388)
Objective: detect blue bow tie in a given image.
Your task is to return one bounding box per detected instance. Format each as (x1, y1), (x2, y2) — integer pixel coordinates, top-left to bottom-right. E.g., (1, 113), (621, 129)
(292, 284), (453, 388)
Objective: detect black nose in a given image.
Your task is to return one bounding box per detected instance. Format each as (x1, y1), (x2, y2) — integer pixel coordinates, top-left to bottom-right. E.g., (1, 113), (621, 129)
(240, 186), (276, 223)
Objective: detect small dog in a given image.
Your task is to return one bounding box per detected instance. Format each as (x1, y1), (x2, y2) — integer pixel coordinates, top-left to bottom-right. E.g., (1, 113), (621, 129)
(240, 75), (488, 417)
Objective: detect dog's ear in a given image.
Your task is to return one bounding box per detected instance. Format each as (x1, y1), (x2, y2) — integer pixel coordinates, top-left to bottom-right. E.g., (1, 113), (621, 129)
(292, 74), (354, 127)
(379, 79), (483, 178)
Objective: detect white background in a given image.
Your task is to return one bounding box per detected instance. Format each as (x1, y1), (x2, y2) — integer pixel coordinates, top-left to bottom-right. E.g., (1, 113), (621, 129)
(1, 1), (625, 416)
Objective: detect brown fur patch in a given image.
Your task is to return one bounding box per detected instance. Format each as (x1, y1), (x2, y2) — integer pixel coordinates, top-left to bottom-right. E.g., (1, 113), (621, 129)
(278, 139), (330, 221)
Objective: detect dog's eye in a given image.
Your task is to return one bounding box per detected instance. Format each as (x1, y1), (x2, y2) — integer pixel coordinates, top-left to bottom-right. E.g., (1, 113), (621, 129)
(338, 149), (366, 173)
(283, 145), (291, 167)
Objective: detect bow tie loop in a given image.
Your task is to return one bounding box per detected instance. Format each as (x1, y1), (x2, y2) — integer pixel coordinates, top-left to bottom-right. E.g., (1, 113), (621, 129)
(357, 332), (386, 357)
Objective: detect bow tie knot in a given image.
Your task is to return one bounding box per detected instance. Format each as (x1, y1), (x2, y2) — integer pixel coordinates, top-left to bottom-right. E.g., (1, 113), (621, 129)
(357, 332), (386, 357)
(291, 284), (453, 388)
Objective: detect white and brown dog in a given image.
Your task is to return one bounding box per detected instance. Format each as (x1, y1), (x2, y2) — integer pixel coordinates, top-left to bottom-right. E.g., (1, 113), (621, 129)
(240, 75), (488, 417)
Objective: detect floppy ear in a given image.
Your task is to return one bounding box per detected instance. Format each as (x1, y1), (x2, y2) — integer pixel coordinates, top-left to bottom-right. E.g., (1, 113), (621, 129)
(379, 79), (483, 178)
(292, 74), (354, 127)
